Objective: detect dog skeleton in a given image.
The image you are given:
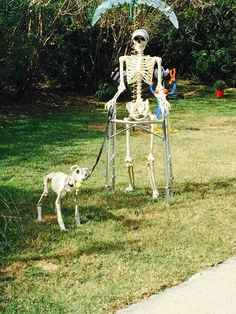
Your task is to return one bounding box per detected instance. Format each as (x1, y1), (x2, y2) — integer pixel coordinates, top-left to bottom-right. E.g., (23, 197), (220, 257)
(37, 165), (89, 230)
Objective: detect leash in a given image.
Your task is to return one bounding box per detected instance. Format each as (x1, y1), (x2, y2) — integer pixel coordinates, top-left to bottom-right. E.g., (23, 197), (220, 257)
(87, 106), (114, 179)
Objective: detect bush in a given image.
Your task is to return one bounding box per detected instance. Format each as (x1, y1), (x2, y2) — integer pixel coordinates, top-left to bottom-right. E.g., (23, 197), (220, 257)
(95, 80), (132, 101)
(95, 82), (118, 100)
(214, 80), (226, 90)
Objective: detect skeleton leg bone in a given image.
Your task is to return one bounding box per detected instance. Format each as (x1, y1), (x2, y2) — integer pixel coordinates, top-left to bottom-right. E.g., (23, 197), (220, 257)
(37, 194), (46, 222)
(125, 119), (135, 192)
(74, 189), (81, 226)
(55, 192), (66, 231)
(147, 122), (159, 199)
(127, 165), (135, 192)
(37, 175), (50, 222)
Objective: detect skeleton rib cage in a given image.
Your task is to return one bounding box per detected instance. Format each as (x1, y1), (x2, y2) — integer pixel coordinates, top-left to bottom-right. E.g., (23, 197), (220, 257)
(123, 55), (156, 86)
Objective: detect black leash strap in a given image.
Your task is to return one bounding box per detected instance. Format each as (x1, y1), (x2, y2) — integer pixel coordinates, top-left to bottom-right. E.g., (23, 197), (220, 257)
(87, 106), (114, 179)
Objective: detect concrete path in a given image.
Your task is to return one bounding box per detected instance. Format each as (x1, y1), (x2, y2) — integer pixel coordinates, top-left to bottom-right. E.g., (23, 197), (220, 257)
(117, 257), (236, 314)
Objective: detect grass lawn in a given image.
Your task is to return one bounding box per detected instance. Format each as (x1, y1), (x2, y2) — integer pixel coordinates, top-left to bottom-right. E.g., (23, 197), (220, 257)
(0, 82), (236, 313)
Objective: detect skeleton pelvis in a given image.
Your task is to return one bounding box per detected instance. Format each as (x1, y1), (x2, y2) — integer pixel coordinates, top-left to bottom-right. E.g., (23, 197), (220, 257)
(126, 99), (149, 120)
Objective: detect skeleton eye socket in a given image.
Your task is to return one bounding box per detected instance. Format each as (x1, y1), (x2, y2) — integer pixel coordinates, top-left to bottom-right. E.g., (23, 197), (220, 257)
(134, 36), (145, 43)
(76, 169), (80, 174)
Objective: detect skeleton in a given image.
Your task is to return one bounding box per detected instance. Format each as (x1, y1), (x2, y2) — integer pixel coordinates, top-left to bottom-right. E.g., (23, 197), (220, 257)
(105, 29), (170, 199)
(37, 165), (89, 230)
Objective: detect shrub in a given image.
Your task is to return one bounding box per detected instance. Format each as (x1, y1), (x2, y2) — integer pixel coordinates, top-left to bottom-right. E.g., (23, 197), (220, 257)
(95, 82), (118, 100)
(95, 81), (132, 101)
(214, 80), (226, 90)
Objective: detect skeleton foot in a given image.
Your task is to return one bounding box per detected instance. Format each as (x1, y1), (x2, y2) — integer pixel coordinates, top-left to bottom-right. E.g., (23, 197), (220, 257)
(59, 224), (67, 231)
(57, 216), (66, 230)
(75, 215), (81, 227)
(75, 203), (81, 226)
(152, 190), (159, 200)
(37, 206), (43, 222)
(125, 185), (134, 193)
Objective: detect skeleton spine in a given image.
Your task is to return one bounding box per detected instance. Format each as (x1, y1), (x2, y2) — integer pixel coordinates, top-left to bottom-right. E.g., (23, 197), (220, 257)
(131, 43), (137, 102)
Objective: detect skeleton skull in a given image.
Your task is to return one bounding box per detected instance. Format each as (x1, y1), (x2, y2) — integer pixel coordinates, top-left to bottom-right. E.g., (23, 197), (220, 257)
(132, 29), (149, 54)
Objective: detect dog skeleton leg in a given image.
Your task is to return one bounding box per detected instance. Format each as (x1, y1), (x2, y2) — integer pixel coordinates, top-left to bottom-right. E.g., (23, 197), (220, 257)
(55, 191), (66, 231)
(125, 119), (135, 192)
(37, 174), (54, 222)
(147, 122), (159, 199)
(74, 189), (81, 226)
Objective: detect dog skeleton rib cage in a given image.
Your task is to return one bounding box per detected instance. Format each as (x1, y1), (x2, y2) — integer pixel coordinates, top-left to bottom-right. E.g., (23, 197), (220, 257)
(105, 29), (173, 202)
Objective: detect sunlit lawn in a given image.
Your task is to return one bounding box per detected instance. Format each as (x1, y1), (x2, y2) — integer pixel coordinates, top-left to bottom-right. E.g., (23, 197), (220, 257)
(0, 83), (236, 313)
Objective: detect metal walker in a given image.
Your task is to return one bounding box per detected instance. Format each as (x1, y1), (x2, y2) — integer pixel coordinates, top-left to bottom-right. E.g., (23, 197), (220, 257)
(105, 106), (174, 205)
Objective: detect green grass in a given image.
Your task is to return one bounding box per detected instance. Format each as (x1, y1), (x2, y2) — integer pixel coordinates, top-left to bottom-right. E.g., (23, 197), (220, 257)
(0, 84), (236, 313)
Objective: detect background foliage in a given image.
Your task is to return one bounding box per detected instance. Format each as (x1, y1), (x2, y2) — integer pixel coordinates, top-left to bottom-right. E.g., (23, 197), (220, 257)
(0, 0), (235, 100)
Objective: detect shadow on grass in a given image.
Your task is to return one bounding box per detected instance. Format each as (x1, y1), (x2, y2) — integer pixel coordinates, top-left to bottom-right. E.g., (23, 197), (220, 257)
(2, 238), (142, 265)
(0, 108), (109, 164)
(0, 185), (151, 259)
(175, 177), (236, 199)
(1, 176), (235, 263)
(0, 186), (147, 264)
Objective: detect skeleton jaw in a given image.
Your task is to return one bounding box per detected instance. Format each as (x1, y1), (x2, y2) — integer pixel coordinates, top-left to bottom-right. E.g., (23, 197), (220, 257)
(133, 40), (147, 55)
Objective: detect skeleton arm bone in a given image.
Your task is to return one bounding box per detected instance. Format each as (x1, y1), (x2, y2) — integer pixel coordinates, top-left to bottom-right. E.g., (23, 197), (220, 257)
(105, 56), (126, 110)
(155, 57), (163, 91)
(155, 57), (170, 116)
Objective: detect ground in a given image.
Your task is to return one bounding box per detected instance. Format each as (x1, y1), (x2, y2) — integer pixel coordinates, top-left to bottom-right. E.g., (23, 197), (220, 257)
(0, 82), (236, 313)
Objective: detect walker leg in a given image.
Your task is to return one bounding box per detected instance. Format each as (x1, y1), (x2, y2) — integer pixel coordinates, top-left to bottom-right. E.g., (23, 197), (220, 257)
(163, 119), (170, 205)
(111, 115), (116, 191)
(105, 121), (112, 202)
(166, 117), (174, 195)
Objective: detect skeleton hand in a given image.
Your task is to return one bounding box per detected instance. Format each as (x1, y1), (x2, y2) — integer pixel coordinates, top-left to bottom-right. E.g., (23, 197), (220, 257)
(159, 94), (170, 117)
(105, 83), (126, 110)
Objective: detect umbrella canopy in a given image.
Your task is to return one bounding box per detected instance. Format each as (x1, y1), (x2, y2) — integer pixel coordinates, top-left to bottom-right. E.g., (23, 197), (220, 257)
(91, 0), (179, 29)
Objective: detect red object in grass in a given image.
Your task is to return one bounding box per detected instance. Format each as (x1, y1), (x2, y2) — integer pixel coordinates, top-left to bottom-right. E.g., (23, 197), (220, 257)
(216, 90), (224, 97)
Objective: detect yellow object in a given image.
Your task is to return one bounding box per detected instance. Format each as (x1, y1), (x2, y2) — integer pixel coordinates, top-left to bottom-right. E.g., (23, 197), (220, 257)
(154, 125), (179, 133)
(154, 125), (162, 133)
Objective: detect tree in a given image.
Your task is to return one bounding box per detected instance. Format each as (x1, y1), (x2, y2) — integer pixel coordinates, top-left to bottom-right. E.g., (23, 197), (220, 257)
(0, 0), (235, 103)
